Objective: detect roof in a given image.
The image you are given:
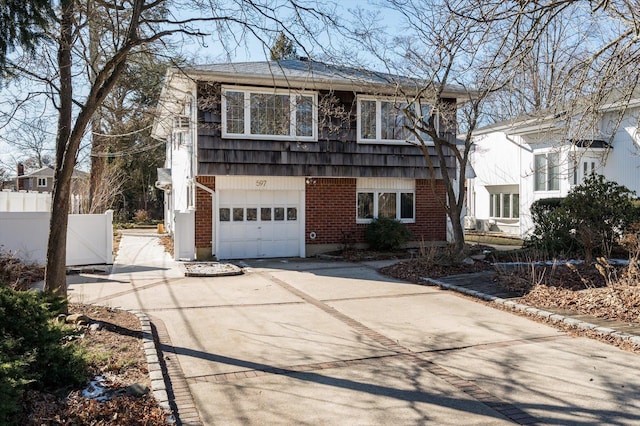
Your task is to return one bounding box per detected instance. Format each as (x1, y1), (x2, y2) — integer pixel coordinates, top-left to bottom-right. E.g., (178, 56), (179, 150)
(474, 89), (640, 137)
(17, 166), (88, 179)
(181, 60), (470, 98)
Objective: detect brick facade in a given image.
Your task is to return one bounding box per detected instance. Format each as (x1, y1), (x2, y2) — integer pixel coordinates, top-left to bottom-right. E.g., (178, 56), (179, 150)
(195, 176), (215, 258)
(305, 178), (360, 246)
(409, 179), (447, 242)
(304, 177), (448, 250)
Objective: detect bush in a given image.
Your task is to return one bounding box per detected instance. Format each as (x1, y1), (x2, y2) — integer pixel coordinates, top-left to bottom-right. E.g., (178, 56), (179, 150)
(526, 174), (639, 262)
(0, 288), (87, 424)
(365, 217), (413, 251)
(133, 209), (150, 223)
(526, 198), (577, 256)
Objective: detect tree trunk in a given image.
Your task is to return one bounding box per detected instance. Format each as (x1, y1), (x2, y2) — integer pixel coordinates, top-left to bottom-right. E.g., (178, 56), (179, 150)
(44, 0), (74, 299)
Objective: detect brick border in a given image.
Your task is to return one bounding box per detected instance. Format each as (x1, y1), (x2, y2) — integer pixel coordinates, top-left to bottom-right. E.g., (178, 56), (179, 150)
(149, 314), (204, 426)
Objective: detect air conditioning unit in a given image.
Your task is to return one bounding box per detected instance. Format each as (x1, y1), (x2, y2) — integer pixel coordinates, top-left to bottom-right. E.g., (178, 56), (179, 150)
(475, 219), (491, 232)
(464, 216), (476, 230)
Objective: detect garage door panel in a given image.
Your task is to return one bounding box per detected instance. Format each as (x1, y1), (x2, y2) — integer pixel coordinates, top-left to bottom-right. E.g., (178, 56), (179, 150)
(218, 189), (302, 259)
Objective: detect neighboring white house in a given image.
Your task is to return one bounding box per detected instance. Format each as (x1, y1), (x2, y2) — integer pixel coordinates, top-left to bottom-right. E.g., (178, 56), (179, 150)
(468, 96), (640, 238)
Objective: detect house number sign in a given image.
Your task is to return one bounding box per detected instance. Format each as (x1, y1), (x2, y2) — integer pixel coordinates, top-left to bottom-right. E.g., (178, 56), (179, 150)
(255, 179), (267, 187)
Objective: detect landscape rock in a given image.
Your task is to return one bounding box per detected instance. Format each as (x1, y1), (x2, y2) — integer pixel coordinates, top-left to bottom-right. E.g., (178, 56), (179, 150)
(66, 313), (90, 324)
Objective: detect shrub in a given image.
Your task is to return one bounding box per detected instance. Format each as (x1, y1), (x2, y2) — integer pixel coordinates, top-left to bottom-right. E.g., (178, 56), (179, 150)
(365, 217), (413, 251)
(526, 198), (577, 257)
(526, 174), (639, 262)
(0, 288), (87, 424)
(133, 209), (150, 223)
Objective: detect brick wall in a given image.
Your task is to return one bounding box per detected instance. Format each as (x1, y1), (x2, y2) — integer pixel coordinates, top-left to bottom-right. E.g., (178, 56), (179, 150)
(409, 179), (447, 241)
(195, 176), (215, 253)
(305, 178), (362, 246)
(305, 178), (448, 249)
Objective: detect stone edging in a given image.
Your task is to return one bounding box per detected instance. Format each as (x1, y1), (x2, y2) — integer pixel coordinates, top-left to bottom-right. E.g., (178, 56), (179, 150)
(422, 277), (640, 346)
(130, 310), (175, 423)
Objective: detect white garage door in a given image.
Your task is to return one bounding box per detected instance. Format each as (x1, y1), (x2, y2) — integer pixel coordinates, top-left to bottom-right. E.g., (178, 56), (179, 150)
(217, 189), (302, 259)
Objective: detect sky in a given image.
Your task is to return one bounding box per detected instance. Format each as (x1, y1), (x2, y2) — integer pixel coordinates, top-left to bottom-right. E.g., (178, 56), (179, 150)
(0, 0), (404, 173)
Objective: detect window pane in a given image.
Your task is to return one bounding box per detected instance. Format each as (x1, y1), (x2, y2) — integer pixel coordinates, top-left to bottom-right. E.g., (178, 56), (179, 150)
(534, 154), (546, 191)
(287, 207), (297, 221)
(495, 193), (501, 218)
(502, 194), (510, 218)
(261, 207), (272, 221)
(489, 194), (494, 217)
(296, 95), (313, 137)
(225, 91), (244, 134)
(250, 93), (290, 135)
(274, 207), (285, 221)
(400, 192), (414, 219)
(357, 192), (374, 219)
(378, 192), (396, 218)
(219, 208), (230, 221)
(247, 208), (257, 221)
(360, 100), (376, 139)
(548, 152), (559, 190)
(512, 194), (519, 218)
(233, 208), (244, 221)
(381, 101), (404, 140)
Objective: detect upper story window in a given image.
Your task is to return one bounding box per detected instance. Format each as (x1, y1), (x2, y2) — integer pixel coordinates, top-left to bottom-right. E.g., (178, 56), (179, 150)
(534, 152), (560, 192)
(221, 86), (317, 141)
(357, 96), (435, 144)
(37, 177), (47, 187)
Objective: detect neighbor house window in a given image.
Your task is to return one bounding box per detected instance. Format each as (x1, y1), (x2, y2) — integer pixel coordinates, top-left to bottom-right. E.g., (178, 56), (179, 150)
(37, 178), (47, 187)
(357, 190), (415, 223)
(534, 152), (560, 191)
(357, 96), (435, 144)
(222, 86), (317, 141)
(490, 193), (519, 219)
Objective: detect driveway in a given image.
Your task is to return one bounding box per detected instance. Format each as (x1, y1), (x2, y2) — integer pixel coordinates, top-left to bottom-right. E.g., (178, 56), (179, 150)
(69, 233), (640, 425)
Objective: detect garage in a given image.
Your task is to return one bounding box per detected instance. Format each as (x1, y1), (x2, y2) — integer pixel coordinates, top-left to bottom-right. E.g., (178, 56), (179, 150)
(215, 177), (305, 259)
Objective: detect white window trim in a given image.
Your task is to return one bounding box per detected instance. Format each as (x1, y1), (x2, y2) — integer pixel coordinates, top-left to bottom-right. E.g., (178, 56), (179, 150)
(356, 190), (416, 224)
(221, 85), (318, 142)
(356, 95), (437, 145)
(489, 192), (519, 219)
(533, 151), (560, 193)
(37, 177), (47, 187)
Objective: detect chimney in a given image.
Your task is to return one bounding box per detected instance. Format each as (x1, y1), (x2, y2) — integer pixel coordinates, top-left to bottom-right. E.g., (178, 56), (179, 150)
(16, 163), (24, 190)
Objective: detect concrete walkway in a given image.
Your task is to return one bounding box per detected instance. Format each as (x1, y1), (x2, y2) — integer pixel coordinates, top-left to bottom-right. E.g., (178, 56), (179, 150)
(68, 233), (640, 425)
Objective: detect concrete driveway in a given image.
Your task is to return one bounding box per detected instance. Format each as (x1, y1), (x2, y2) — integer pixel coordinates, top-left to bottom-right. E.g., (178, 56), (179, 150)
(69, 232), (640, 425)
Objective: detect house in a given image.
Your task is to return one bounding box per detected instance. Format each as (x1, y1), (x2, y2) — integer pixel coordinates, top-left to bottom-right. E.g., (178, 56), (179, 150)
(468, 96), (640, 238)
(15, 164), (88, 194)
(152, 59), (471, 260)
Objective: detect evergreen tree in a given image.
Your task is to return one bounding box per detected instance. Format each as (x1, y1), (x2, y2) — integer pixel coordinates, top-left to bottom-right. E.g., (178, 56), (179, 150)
(270, 32), (298, 60)
(0, 0), (53, 70)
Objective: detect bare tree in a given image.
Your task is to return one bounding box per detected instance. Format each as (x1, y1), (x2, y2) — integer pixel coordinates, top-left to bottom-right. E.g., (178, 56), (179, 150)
(349, 0), (640, 255)
(1, 0), (341, 298)
(0, 117), (55, 170)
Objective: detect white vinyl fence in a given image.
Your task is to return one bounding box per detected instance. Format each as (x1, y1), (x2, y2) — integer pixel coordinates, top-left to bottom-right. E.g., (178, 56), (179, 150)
(0, 210), (113, 266)
(0, 190), (86, 213)
(174, 210), (195, 260)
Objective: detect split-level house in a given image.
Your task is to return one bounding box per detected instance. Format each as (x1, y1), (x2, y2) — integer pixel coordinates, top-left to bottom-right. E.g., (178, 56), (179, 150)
(152, 59), (470, 260)
(468, 95), (640, 237)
